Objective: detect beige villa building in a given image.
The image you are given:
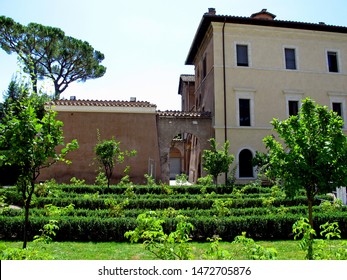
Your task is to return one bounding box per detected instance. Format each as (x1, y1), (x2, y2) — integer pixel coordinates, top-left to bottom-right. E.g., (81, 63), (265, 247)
(184, 8), (347, 183)
(35, 8), (347, 185)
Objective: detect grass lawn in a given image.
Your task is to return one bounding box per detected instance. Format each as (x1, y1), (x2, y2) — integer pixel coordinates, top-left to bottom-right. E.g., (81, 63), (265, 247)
(3, 240), (345, 260)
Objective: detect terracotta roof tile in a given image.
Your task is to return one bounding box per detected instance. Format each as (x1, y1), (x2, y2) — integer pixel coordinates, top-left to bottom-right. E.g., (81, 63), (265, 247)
(157, 110), (211, 118)
(48, 99), (157, 108)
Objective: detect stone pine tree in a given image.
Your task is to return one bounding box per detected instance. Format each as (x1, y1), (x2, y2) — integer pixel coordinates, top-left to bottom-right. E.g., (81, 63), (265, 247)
(0, 16), (106, 99)
(202, 138), (234, 185)
(0, 95), (78, 249)
(262, 98), (347, 259)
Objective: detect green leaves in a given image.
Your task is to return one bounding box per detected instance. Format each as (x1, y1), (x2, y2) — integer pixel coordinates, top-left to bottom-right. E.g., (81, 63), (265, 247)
(202, 138), (234, 184)
(94, 133), (137, 188)
(0, 16), (106, 99)
(264, 98), (347, 195)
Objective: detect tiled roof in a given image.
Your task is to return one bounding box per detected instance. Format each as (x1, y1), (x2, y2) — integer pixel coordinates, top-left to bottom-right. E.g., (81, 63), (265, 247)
(186, 13), (347, 64)
(48, 99), (157, 108)
(157, 110), (211, 118)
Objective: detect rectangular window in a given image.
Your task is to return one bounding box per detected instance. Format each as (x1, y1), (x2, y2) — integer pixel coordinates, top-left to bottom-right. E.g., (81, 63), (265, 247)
(288, 100), (299, 116)
(332, 102), (343, 117)
(202, 56), (207, 78)
(285, 48), (297, 70)
(327, 51), (339, 72)
(239, 99), (251, 126)
(236, 44), (249, 67)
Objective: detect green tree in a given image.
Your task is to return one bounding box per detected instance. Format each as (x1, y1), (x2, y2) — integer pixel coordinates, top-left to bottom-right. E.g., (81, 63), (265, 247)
(202, 138), (234, 184)
(0, 95), (78, 249)
(0, 16), (106, 99)
(94, 132), (136, 188)
(262, 98), (347, 259)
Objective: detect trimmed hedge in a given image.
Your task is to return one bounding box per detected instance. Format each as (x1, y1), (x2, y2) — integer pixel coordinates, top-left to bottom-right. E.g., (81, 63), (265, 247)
(31, 195), (329, 210)
(1, 212), (346, 242)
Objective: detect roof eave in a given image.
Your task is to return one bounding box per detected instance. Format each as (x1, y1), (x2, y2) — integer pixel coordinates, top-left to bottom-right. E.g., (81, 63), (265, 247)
(185, 14), (347, 65)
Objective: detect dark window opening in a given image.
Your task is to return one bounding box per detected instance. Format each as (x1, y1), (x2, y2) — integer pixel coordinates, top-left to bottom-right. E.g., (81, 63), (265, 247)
(327, 51), (339, 73)
(239, 149), (254, 178)
(239, 99), (251, 126)
(202, 57), (207, 78)
(332, 102), (342, 117)
(236, 45), (249, 67)
(285, 48), (296, 70)
(288, 100), (299, 116)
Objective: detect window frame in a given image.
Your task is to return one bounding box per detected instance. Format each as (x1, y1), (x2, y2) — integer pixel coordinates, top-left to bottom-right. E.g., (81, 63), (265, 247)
(235, 42), (251, 67)
(283, 90), (304, 118)
(328, 93), (347, 127)
(235, 89), (255, 127)
(326, 49), (341, 73)
(283, 46), (298, 70)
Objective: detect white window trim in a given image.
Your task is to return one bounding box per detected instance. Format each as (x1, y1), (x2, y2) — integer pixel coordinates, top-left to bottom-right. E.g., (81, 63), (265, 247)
(235, 88), (255, 127)
(328, 92), (347, 126)
(234, 42), (252, 68)
(283, 90), (304, 118)
(326, 48), (341, 73)
(283, 45), (299, 70)
(236, 147), (256, 180)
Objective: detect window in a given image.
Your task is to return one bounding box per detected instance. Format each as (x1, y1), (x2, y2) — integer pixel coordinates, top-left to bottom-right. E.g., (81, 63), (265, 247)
(329, 93), (346, 127)
(202, 56), (207, 78)
(239, 149), (254, 178)
(327, 51), (339, 73)
(239, 99), (251, 126)
(288, 100), (299, 116)
(332, 102), (343, 118)
(283, 90), (304, 118)
(284, 48), (297, 70)
(236, 44), (249, 67)
(236, 89), (255, 127)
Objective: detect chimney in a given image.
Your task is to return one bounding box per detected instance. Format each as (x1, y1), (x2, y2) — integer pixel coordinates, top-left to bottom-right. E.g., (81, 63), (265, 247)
(250, 9), (276, 20)
(206, 8), (216, 15)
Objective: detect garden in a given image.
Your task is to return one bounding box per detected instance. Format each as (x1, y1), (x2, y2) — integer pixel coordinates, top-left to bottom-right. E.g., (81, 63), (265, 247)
(1, 176), (346, 260)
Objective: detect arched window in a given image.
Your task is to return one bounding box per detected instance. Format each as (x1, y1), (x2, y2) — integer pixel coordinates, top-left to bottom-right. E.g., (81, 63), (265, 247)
(239, 149), (254, 178)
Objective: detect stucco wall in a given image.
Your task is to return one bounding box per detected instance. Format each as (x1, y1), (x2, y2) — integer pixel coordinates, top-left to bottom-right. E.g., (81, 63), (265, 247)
(193, 21), (347, 182)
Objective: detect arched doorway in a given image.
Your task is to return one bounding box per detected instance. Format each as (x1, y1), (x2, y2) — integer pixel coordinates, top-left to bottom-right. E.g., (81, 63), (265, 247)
(157, 112), (213, 184)
(239, 149), (254, 178)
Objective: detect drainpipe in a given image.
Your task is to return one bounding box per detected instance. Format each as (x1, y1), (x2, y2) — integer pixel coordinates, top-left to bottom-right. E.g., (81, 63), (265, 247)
(222, 18), (228, 184)
(222, 18), (227, 142)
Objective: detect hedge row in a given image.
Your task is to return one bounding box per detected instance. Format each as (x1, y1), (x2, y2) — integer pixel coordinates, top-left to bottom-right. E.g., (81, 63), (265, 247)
(54, 184), (236, 195)
(1, 212), (346, 242)
(4, 205), (346, 219)
(30, 195), (329, 210)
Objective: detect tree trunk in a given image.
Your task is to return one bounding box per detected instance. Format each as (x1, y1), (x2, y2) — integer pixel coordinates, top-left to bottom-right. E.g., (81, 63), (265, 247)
(307, 193), (314, 260)
(22, 179), (35, 249)
(22, 200), (30, 249)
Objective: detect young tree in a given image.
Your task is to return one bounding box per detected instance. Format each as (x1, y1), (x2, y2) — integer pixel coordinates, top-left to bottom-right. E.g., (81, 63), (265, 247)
(94, 133), (137, 188)
(202, 138), (234, 184)
(0, 96), (78, 248)
(262, 98), (347, 259)
(0, 16), (106, 99)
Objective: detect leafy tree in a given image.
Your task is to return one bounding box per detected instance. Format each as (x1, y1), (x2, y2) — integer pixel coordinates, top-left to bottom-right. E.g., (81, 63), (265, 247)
(94, 132), (137, 188)
(202, 138), (234, 184)
(262, 98), (347, 259)
(0, 16), (106, 99)
(0, 95), (78, 248)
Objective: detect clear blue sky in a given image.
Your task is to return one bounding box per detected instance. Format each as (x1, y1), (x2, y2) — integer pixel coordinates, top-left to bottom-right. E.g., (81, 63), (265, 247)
(1, 0), (346, 110)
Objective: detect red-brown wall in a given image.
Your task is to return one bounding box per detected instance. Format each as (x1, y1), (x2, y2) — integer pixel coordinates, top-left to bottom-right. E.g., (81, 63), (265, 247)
(38, 110), (161, 185)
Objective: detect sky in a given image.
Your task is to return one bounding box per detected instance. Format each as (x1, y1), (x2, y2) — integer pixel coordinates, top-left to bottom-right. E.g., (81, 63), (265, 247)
(1, 0), (347, 110)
